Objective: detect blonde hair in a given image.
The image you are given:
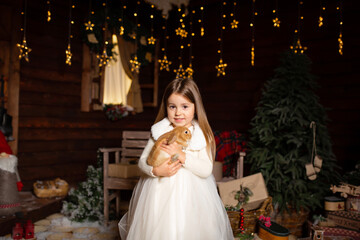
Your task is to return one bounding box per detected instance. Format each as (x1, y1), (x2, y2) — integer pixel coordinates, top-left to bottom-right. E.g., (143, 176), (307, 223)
(155, 78), (216, 160)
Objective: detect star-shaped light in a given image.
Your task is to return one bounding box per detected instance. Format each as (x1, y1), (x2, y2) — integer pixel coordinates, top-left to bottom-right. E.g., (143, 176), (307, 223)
(84, 20), (94, 31)
(186, 64), (194, 80)
(273, 17), (280, 28)
(148, 36), (156, 45)
(119, 26), (124, 36)
(174, 64), (186, 78)
(215, 58), (227, 77)
(130, 55), (141, 73)
(290, 38), (307, 54)
(338, 33), (343, 55)
(159, 55), (172, 71)
(231, 19), (239, 29)
(97, 48), (112, 68)
(175, 27), (188, 38)
(65, 43), (72, 66)
(17, 37), (32, 62)
(318, 16), (323, 27)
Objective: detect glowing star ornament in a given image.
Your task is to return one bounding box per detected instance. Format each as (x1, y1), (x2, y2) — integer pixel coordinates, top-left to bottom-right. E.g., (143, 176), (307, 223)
(174, 64), (186, 78)
(17, 37), (32, 62)
(290, 38), (307, 54)
(216, 58), (227, 77)
(273, 17), (280, 27)
(148, 36), (156, 45)
(185, 64), (194, 79)
(84, 20), (94, 31)
(97, 48), (112, 68)
(65, 43), (72, 66)
(159, 55), (172, 71)
(130, 55), (141, 73)
(231, 19), (239, 29)
(119, 26), (124, 35)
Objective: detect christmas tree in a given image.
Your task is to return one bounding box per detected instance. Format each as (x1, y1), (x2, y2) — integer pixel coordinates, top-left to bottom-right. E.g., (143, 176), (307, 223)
(61, 150), (104, 222)
(247, 51), (341, 213)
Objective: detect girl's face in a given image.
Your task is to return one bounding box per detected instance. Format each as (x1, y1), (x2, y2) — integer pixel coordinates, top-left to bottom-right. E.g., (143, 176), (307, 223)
(167, 93), (195, 128)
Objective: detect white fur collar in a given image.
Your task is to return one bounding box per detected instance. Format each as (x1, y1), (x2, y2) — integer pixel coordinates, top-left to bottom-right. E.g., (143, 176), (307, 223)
(151, 118), (207, 150)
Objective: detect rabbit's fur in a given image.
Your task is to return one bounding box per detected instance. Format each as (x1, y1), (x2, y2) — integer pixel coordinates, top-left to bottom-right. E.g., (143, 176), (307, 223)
(147, 126), (192, 167)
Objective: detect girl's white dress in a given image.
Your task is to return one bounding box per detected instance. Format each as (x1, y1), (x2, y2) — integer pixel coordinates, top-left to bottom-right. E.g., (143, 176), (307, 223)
(118, 118), (233, 240)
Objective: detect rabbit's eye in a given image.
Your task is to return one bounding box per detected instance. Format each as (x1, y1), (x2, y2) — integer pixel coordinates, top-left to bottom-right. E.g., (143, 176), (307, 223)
(185, 130), (188, 134)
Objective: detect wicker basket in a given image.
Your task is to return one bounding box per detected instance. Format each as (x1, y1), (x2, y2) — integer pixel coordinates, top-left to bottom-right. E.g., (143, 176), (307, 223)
(227, 196), (273, 235)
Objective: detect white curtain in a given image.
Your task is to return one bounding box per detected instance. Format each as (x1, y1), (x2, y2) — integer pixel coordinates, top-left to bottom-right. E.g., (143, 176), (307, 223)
(103, 35), (132, 105)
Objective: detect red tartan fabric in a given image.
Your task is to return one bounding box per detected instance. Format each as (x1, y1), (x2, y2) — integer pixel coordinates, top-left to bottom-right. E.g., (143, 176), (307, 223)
(214, 130), (247, 177)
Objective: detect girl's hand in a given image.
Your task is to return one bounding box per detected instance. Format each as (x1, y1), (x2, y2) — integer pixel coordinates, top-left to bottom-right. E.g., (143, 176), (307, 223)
(152, 158), (182, 177)
(160, 142), (186, 164)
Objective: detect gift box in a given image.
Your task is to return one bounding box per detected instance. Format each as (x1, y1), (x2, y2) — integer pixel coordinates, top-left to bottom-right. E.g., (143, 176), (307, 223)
(217, 172), (268, 211)
(327, 210), (360, 232)
(108, 163), (141, 178)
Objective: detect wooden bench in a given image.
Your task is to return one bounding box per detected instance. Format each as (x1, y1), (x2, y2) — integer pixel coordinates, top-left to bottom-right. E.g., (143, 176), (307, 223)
(99, 130), (150, 225)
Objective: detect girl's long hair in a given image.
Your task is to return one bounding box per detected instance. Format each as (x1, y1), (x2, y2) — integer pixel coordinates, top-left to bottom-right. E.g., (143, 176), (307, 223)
(155, 78), (216, 160)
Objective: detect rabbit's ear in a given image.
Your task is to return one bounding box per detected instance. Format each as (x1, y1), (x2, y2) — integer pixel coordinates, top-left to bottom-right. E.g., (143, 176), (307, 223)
(167, 132), (177, 144)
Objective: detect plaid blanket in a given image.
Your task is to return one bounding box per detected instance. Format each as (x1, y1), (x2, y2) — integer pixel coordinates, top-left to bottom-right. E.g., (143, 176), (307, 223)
(214, 130), (247, 177)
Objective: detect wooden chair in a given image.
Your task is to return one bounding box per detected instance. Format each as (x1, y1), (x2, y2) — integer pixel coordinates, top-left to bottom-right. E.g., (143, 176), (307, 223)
(99, 130), (150, 225)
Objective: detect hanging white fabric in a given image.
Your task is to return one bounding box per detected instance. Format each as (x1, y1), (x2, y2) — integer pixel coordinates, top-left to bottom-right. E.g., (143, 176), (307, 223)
(103, 34), (132, 105)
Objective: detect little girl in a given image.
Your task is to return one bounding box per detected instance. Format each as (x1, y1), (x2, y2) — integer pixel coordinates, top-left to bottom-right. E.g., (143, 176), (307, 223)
(119, 78), (233, 240)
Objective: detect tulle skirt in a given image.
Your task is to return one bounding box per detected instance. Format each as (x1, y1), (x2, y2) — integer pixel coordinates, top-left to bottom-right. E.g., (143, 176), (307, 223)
(118, 168), (233, 240)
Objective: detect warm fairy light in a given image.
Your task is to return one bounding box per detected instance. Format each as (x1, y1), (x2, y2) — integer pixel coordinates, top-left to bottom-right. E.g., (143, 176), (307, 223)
(47, 0), (51, 22)
(148, 5), (156, 45)
(231, 19), (239, 29)
(186, 63), (194, 80)
(290, 38), (307, 54)
(17, 0), (31, 62)
(130, 55), (141, 73)
(17, 37), (32, 62)
(85, 20), (94, 31)
(272, 0), (280, 27)
(120, 26), (124, 35)
(200, 1), (205, 36)
(338, 33), (343, 55)
(215, 58), (227, 77)
(148, 36), (156, 45)
(65, 43), (72, 65)
(318, 0), (325, 27)
(250, 0), (256, 66)
(337, 0), (343, 55)
(318, 16), (323, 27)
(159, 55), (172, 71)
(174, 64), (186, 78)
(290, 0), (307, 54)
(251, 46), (255, 66)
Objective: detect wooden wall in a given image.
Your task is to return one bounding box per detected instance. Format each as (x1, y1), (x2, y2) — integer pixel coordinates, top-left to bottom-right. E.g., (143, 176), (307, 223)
(0, 0), (358, 189)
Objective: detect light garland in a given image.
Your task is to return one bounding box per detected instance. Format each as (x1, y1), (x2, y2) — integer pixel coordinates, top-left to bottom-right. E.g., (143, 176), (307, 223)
(186, 9), (194, 80)
(65, 0), (74, 66)
(118, 3), (126, 36)
(250, 0), (256, 66)
(130, 1), (141, 73)
(159, 15), (172, 72)
(84, 0), (94, 31)
(148, 4), (156, 45)
(216, 1), (227, 77)
(337, 0), (343, 55)
(174, 6), (187, 78)
(318, 0), (325, 27)
(199, 0), (205, 36)
(97, 0), (113, 68)
(230, 0), (239, 29)
(47, 0), (52, 22)
(17, 0), (31, 62)
(272, 0), (280, 28)
(290, 0), (307, 54)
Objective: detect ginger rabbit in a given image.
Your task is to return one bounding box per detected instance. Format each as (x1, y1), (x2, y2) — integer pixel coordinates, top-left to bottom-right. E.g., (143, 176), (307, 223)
(147, 126), (192, 167)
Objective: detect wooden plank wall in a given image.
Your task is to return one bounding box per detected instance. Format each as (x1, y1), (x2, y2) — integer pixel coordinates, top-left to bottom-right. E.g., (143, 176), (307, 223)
(4, 0), (358, 189)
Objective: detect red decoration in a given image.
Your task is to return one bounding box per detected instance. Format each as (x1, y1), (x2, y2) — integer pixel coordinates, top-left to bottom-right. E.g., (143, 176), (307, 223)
(12, 223), (23, 240)
(239, 208), (245, 233)
(24, 220), (35, 239)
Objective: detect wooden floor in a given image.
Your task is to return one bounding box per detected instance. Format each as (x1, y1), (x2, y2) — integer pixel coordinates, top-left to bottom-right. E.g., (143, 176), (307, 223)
(0, 191), (64, 236)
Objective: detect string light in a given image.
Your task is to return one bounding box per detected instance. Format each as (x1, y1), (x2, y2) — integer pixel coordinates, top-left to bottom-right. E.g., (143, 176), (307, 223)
(174, 6), (187, 78)
(46, 0), (52, 22)
(230, 0), (239, 29)
(318, 0), (325, 27)
(17, 0), (31, 62)
(250, 0), (256, 66)
(97, 0), (112, 68)
(216, 1), (227, 77)
(199, 0), (205, 36)
(159, 15), (172, 72)
(65, 0), (74, 66)
(290, 1), (307, 54)
(337, 0), (343, 55)
(148, 5), (156, 45)
(186, 9), (195, 80)
(272, 0), (280, 28)
(240, 208), (245, 233)
(130, 1), (141, 73)
(118, 3), (126, 36)
(84, 0), (94, 31)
